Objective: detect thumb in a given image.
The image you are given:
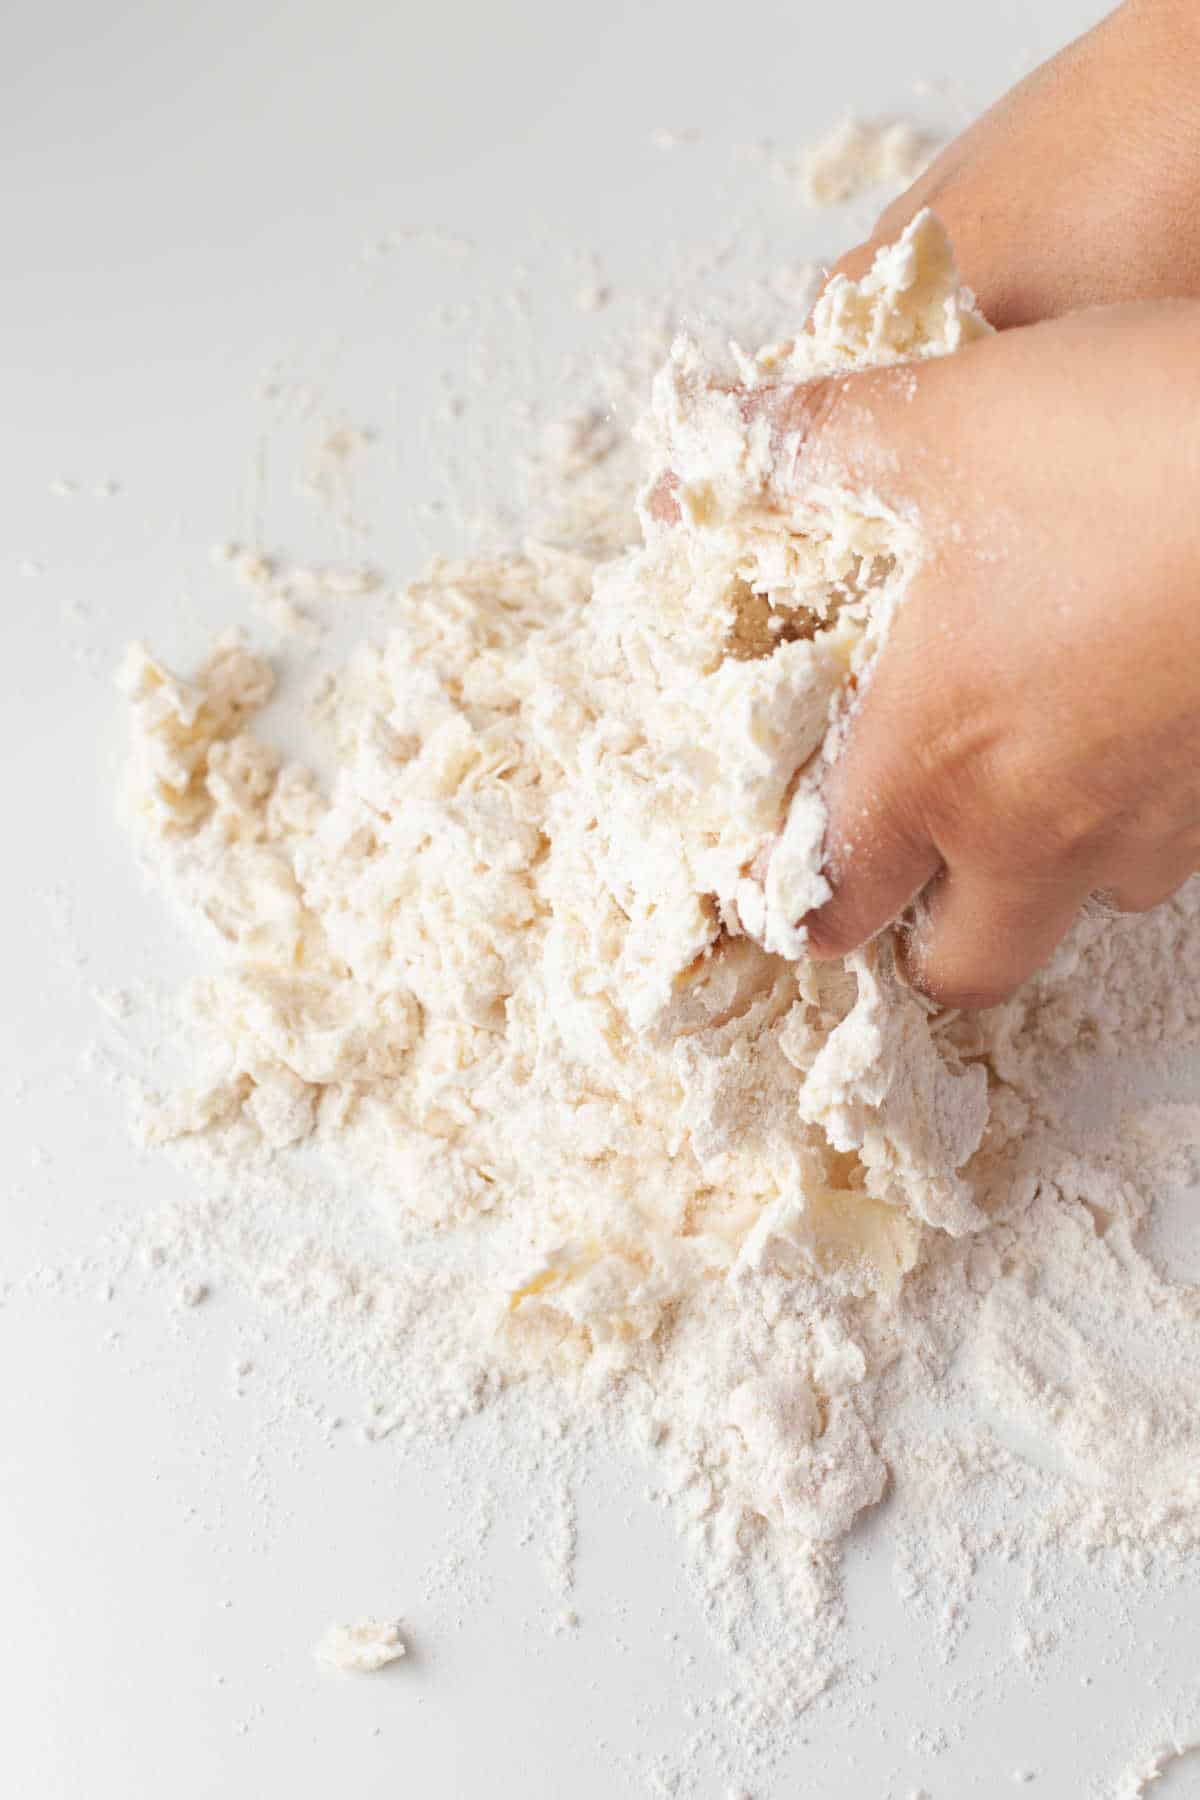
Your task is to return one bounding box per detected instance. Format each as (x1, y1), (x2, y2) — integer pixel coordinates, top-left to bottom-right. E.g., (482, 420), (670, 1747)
(802, 674), (941, 962)
(757, 350), (981, 515)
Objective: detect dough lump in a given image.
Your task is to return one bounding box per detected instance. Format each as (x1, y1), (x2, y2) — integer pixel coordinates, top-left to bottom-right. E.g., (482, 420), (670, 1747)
(122, 211), (992, 1376)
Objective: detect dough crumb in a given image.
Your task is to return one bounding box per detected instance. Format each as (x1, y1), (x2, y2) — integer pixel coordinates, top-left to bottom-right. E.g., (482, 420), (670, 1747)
(316, 1618), (407, 1674)
(1115, 1741), (1200, 1798)
(802, 115), (937, 205)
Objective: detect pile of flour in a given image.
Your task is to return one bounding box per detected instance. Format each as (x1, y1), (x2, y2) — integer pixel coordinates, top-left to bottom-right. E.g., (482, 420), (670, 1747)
(116, 212), (1200, 1765)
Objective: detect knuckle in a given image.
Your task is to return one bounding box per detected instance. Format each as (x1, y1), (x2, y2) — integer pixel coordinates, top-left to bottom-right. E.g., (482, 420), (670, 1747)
(924, 743), (1113, 884)
(907, 714), (993, 816)
(1001, 755), (1128, 871)
(778, 377), (846, 483)
(1034, 797), (1114, 869)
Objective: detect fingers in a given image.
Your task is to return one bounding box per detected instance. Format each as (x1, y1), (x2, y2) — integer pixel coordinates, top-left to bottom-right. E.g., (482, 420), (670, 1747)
(780, 343), (1029, 990)
(645, 471), (681, 526)
(655, 294), (998, 537)
(808, 648), (1105, 1008)
(809, 241), (880, 312)
(802, 723), (941, 963)
(906, 841), (1200, 1010)
(901, 865), (1094, 1011)
(1106, 847), (1200, 916)
(758, 351), (983, 518)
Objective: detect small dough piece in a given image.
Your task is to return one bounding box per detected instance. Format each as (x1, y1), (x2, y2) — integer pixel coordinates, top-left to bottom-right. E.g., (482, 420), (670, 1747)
(801, 116), (936, 208)
(315, 1618), (407, 1673)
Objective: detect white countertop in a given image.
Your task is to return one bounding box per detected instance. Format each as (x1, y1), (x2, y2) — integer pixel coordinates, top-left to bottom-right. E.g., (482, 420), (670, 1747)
(11, 1), (1194, 1795)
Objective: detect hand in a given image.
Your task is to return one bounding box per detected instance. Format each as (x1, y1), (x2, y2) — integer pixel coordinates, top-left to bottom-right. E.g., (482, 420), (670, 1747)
(826, 0), (1200, 328)
(780, 300), (1200, 1007)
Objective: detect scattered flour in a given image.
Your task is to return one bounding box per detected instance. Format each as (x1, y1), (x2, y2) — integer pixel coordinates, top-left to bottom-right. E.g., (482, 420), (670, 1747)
(108, 210), (1200, 1791)
(801, 117), (938, 206)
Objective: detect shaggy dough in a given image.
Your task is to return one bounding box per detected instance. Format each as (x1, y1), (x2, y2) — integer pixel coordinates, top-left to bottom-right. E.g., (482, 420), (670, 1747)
(121, 211), (991, 1373)
(801, 116), (935, 208)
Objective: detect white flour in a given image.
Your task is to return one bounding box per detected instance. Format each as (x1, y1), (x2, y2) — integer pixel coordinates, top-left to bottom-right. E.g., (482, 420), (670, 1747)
(799, 117), (937, 207)
(112, 213), (1200, 1792)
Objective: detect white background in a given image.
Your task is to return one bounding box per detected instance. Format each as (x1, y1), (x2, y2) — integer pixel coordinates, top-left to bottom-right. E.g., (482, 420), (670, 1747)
(12, 1), (1197, 1796)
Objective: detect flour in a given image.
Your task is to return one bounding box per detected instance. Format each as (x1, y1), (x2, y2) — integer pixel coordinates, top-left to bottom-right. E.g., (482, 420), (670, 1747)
(801, 117), (938, 207)
(112, 210), (1200, 1792)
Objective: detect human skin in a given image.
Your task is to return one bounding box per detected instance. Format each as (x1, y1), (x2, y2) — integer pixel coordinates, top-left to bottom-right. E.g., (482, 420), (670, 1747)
(784, 0), (1200, 1006)
(827, 0), (1200, 328)
(776, 302), (1200, 1008)
(647, 1), (1200, 1005)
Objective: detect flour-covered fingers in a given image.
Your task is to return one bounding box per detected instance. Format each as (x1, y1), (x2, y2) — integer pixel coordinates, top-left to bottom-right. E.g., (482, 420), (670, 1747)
(645, 471), (681, 525)
(899, 865), (1095, 1011)
(802, 691), (942, 962)
(1105, 846), (1200, 917)
(760, 346), (988, 514)
(803, 823), (940, 962)
(807, 1), (1200, 334)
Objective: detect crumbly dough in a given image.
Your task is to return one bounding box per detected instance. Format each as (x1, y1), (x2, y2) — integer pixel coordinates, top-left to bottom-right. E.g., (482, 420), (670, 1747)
(801, 117), (936, 207)
(121, 212), (990, 1537)
(315, 1618), (407, 1673)
(111, 205), (1200, 1788)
